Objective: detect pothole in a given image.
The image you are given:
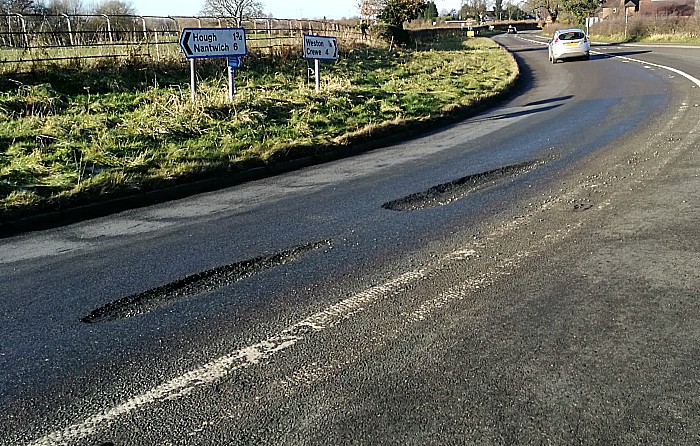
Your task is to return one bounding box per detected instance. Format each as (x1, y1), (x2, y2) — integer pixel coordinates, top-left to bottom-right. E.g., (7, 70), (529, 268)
(81, 240), (332, 323)
(572, 201), (594, 212)
(382, 159), (547, 211)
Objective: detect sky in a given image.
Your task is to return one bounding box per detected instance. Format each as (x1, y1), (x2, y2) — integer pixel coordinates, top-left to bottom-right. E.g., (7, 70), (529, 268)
(130, 0), (464, 20)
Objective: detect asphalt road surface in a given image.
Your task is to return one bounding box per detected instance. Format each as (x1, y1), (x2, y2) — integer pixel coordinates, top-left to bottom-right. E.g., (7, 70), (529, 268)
(1, 34), (699, 445)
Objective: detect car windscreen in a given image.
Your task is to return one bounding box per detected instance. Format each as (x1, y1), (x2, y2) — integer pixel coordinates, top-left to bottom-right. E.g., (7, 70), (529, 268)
(559, 32), (585, 41)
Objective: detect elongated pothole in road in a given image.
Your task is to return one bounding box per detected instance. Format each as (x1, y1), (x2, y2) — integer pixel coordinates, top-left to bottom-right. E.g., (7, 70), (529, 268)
(81, 240), (332, 323)
(382, 159), (547, 211)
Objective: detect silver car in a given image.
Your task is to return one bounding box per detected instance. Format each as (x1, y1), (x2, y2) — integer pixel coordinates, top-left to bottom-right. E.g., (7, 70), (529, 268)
(548, 28), (590, 63)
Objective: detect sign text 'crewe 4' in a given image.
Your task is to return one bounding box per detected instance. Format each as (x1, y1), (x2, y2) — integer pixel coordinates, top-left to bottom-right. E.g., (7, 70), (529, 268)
(303, 35), (338, 61)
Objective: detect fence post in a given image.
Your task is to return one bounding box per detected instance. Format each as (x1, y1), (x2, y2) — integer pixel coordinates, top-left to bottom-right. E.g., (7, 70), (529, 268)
(4, 12), (10, 47)
(0, 13), (289, 65)
(139, 16), (147, 41)
(61, 14), (74, 46)
(14, 14), (29, 49)
(154, 29), (160, 60)
(267, 19), (271, 53)
(101, 14), (113, 43)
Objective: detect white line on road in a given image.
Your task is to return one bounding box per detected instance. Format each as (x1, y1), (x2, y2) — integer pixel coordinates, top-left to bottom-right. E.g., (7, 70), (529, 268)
(27, 268), (429, 446)
(26, 207), (570, 446)
(517, 36), (700, 88)
(26, 38), (699, 446)
(27, 180), (588, 446)
(606, 53), (700, 88)
(25, 206), (561, 446)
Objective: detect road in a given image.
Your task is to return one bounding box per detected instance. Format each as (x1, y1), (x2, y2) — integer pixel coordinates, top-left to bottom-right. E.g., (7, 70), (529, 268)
(1, 34), (699, 445)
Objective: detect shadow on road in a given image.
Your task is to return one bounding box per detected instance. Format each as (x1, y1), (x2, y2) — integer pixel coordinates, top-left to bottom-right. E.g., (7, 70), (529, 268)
(493, 103), (563, 120)
(525, 96), (573, 107)
(468, 102), (564, 123)
(550, 50), (651, 63)
(510, 46), (547, 54)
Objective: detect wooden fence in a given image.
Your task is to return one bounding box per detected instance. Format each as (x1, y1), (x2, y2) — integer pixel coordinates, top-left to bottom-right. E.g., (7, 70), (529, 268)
(0, 14), (366, 67)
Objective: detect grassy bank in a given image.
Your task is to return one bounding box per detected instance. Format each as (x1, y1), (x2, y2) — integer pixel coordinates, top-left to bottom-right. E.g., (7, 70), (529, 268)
(0, 35), (518, 221)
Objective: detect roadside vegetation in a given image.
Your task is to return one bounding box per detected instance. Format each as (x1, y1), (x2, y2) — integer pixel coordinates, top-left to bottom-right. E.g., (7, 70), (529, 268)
(538, 16), (700, 44)
(0, 34), (518, 220)
(588, 16), (700, 43)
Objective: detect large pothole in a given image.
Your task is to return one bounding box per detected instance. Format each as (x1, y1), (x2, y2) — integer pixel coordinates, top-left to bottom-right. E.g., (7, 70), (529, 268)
(382, 159), (547, 211)
(82, 240), (331, 323)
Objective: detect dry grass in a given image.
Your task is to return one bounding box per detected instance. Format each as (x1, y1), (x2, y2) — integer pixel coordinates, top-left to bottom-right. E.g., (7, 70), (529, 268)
(589, 16), (700, 42)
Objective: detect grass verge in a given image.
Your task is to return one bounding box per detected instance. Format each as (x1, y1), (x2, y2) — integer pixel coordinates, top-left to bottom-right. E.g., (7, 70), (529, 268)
(0, 34), (518, 225)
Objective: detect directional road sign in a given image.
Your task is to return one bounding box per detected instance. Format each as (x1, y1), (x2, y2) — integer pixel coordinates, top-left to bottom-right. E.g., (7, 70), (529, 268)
(179, 28), (247, 59)
(303, 34), (338, 61)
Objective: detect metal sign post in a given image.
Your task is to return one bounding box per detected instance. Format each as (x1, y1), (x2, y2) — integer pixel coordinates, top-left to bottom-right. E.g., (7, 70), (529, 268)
(227, 57), (242, 102)
(315, 59), (321, 92)
(228, 65), (235, 102)
(303, 34), (338, 93)
(190, 59), (197, 102)
(179, 28), (247, 102)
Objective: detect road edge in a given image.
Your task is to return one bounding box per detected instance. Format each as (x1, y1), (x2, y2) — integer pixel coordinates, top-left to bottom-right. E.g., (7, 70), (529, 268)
(0, 61), (523, 238)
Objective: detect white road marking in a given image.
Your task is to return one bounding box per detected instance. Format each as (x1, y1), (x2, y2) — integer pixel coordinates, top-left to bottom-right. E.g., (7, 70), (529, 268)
(27, 268), (428, 446)
(608, 54), (700, 88)
(25, 203), (563, 446)
(517, 36), (700, 88)
(25, 37), (700, 446)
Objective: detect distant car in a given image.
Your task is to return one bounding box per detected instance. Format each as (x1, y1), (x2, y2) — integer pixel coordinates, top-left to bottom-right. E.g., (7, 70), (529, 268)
(507, 25), (517, 34)
(548, 28), (590, 63)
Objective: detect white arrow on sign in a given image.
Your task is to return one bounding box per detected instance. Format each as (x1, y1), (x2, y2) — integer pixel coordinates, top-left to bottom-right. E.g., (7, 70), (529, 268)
(303, 34), (338, 61)
(179, 28), (247, 59)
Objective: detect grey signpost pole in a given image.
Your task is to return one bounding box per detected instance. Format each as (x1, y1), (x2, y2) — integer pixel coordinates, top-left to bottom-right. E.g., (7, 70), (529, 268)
(227, 57), (242, 102)
(315, 59), (321, 92)
(190, 59), (197, 102)
(229, 65), (235, 101)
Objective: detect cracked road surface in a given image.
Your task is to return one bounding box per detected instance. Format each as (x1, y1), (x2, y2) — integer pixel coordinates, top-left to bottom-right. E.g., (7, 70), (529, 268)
(1, 34), (699, 445)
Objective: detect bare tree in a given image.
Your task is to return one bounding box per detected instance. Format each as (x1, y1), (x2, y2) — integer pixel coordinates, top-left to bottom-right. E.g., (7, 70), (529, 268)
(357, 0), (384, 19)
(460, 0), (487, 19)
(494, 0), (503, 20)
(526, 0), (561, 21)
(35, 0), (85, 14)
(200, 0), (264, 24)
(560, 0), (602, 23)
(87, 0), (136, 41)
(1, 0), (35, 13)
(32, 0), (86, 45)
(92, 0), (135, 15)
